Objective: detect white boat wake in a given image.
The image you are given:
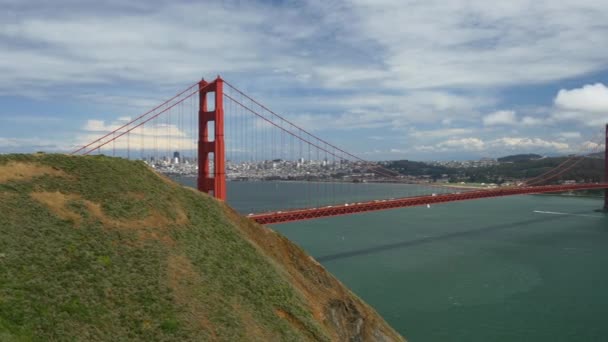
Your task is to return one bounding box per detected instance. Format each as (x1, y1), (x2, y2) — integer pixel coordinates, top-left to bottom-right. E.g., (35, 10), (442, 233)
(533, 210), (603, 218)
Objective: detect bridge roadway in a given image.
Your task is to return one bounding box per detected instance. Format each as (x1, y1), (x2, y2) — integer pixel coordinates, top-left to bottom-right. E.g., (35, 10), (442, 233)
(248, 183), (608, 225)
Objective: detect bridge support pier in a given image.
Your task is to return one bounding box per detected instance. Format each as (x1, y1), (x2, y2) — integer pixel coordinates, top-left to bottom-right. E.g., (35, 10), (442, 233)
(197, 77), (226, 201)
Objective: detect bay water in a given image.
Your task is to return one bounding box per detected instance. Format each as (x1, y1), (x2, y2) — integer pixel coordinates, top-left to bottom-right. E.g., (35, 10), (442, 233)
(176, 177), (608, 341)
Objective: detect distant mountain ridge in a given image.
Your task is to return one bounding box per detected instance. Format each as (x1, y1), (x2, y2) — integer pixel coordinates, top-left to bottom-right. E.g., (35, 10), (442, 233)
(497, 154), (543, 163)
(386, 154), (604, 184)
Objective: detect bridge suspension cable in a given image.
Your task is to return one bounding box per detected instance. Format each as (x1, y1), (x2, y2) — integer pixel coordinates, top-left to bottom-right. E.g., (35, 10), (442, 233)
(524, 128), (606, 186)
(72, 76), (608, 221)
(223, 80), (401, 179)
(71, 82), (199, 155)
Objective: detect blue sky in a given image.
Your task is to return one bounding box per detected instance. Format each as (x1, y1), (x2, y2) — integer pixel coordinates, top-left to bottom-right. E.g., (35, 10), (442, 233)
(1, 0), (607, 160)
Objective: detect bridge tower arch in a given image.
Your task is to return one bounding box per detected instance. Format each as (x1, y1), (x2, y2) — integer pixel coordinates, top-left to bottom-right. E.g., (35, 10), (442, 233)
(197, 77), (226, 201)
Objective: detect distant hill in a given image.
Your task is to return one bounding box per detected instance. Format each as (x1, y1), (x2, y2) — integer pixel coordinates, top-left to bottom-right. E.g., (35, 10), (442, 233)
(0, 154), (404, 341)
(497, 154), (543, 163)
(386, 160), (453, 179)
(385, 155), (603, 184)
(587, 152), (605, 159)
(458, 156), (604, 184)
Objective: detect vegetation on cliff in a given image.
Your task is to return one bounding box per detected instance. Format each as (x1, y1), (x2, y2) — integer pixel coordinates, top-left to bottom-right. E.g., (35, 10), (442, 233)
(387, 155), (605, 184)
(496, 153), (543, 163)
(459, 157), (604, 184)
(0, 154), (404, 341)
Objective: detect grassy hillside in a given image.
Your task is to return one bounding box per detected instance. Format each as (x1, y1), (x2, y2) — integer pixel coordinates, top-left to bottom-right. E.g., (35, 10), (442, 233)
(385, 160), (452, 179)
(461, 157), (605, 184)
(0, 154), (404, 341)
(387, 156), (605, 184)
(496, 154), (542, 163)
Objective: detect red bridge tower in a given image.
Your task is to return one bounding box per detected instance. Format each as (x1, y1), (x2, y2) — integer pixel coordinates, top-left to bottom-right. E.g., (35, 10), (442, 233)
(605, 123), (608, 210)
(197, 77), (226, 201)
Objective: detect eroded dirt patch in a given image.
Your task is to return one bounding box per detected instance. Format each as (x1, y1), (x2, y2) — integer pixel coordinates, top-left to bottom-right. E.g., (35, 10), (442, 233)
(126, 192), (146, 201)
(30, 191), (188, 245)
(275, 308), (317, 340)
(239, 307), (274, 341)
(30, 191), (84, 225)
(0, 162), (67, 183)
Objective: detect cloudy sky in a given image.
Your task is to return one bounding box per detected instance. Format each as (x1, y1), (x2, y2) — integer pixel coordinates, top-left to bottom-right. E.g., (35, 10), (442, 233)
(1, 0), (608, 160)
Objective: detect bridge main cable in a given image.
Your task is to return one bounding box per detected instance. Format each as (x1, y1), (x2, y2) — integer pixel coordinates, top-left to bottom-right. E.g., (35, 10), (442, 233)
(524, 128), (606, 186)
(223, 80), (401, 179)
(79, 83), (212, 156)
(71, 82), (199, 155)
(223, 93), (400, 179)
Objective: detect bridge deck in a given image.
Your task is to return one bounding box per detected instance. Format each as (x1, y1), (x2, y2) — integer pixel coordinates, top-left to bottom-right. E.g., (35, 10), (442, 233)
(248, 183), (608, 225)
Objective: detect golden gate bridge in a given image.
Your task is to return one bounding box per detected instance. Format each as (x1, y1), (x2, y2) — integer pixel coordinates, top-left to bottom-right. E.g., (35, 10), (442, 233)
(72, 76), (608, 224)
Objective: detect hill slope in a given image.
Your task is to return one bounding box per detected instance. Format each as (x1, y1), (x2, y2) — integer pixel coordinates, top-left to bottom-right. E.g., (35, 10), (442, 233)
(0, 154), (404, 341)
(387, 156), (605, 184)
(497, 154), (543, 163)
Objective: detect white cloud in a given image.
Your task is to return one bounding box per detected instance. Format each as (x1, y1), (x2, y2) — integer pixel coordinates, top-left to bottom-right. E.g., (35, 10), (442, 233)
(2, 1), (608, 159)
(438, 137), (485, 151)
(410, 128), (473, 138)
(581, 140), (605, 151)
(82, 119), (188, 137)
(483, 110), (517, 126)
(84, 120), (112, 132)
(323, 0), (608, 89)
(490, 137), (569, 151)
(521, 116), (544, 126)
(0, 1), (314, 93)
(280, 90), (494, 131)
(74, 132), (196, 153)
(482, 110), (549, 127)
(419, 136), (572, 154)
(3, 1), (607, 98)
(555, 83), (608, 112)
(558, 131), (582, 139)
(552, 83), (608, 126)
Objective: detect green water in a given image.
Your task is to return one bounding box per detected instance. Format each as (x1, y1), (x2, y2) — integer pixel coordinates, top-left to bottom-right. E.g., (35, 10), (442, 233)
(179, 178), (608, 341)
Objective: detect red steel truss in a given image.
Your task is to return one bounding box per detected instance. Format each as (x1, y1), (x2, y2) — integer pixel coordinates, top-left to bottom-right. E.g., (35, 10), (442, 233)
(249, 183), (608, 225)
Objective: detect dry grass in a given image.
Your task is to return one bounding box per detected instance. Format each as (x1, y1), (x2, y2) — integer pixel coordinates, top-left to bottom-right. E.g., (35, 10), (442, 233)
(167, 254), (217, 340)
(30, 191), (84, 225)
(234, 303), (275, 341)
(0, 162), (66, 183)
(29, 190), (188, 245)
(0, 191), (15, 200)
(275, 308), (317, 341)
